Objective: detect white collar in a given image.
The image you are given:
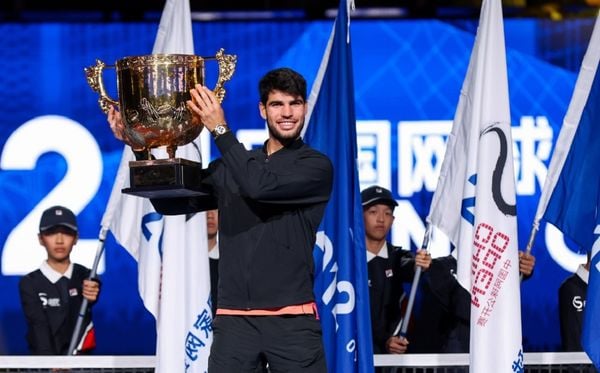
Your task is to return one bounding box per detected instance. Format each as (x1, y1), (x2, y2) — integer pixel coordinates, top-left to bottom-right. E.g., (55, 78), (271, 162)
(40, 261), (73, 284)
(366, 242), (389, 263)
(208, 244), (219, 260)
(576, 264), (589, 284)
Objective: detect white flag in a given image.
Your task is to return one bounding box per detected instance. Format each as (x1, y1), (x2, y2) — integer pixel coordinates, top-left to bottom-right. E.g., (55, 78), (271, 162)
(427, 0), (523, 371)
(101, 0), (212, 372)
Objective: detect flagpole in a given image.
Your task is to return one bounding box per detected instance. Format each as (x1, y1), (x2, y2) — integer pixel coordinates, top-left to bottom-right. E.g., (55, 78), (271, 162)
(398, 223), (432, 337)
(524, 221), (539, 255)
(67, 227), (108, 355)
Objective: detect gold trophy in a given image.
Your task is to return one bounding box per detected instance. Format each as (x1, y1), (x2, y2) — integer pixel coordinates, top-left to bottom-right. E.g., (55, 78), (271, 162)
(85, 49), (236, 198)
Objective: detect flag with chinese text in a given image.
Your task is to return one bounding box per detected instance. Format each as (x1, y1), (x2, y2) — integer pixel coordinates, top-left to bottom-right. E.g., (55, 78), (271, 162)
(426, 0), (523, 371)
(101, 0), (212, 371)
(303, 0), (374, 372)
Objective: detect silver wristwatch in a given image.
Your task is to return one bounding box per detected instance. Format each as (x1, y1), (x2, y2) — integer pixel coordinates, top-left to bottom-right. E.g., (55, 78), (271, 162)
(211, 123), (230, 139)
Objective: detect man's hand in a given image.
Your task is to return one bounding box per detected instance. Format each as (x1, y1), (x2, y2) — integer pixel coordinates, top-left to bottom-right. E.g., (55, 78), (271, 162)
(187, 85), (226, 133)
(386, 336), (409, 354)
(415, 249), (431, 271)
(107, 106), (128, 143)
(107, 106), (146, 151)
(519, 251), (536, 277)
(82, 279), (100, 302)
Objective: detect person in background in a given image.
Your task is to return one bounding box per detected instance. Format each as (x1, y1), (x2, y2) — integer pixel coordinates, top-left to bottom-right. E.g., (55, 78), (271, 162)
(19, 206), (100, 355)
(206, 208), (219, 315)
(409, 250), (536, 353)
(559, 251), (591, 352)
(361, 185), (431, 356)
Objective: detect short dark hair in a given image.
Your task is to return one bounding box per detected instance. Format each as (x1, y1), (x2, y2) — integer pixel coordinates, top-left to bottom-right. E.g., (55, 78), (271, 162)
(258, 68), (307, 105)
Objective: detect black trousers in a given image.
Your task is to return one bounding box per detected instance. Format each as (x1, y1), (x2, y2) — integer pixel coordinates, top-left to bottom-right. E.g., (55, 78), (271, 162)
(208, 314), (327, 373)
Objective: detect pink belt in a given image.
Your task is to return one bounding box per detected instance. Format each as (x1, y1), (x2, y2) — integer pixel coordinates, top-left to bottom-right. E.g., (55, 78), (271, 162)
(216, 301), (319, 319)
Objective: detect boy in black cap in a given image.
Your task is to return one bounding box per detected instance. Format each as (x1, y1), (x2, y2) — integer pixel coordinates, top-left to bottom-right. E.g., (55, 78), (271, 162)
(19, 205), (100, 355)
(361, 185), (431, 356)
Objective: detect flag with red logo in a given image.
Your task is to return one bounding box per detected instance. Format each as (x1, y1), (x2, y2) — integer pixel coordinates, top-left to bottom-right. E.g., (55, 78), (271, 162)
(427, 0), (523, 371)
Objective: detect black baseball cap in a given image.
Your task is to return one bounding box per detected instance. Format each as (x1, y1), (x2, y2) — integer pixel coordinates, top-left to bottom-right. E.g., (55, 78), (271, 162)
(361, 185), (398, 209)
(39, 206), (78, 233)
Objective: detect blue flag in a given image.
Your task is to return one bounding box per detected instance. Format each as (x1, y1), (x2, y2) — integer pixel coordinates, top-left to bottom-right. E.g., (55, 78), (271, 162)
(303, 1), (374, 372)
(542, 16), (600, 370)
(582, 216), (600, 370)
(544, 73), (600, 252)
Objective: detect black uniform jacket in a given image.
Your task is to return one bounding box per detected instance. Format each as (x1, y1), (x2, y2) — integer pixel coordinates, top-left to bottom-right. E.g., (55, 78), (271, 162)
(558, 266), (588, 352)
(19, 263), (93, 355)
(152, 132), (333, 310)
(409, 255), (470, 353)
(367, 244), (416, 353)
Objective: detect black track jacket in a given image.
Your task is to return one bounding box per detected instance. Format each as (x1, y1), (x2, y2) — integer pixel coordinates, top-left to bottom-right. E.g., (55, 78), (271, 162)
(152, 132), (333, 310)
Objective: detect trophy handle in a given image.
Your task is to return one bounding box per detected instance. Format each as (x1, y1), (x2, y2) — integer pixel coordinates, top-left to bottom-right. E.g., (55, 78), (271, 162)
(84, 59), (119, 114)
(211, 48), (237, 104)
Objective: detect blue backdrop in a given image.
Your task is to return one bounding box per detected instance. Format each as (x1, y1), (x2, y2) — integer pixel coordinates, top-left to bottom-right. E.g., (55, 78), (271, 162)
(0, 17), (592, 354)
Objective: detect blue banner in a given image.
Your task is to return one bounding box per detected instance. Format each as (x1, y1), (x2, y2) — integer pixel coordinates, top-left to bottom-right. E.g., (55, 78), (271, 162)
(303, 1), (374, 371)
(544, 41), (600, 369)
(0, 18), (593, 355)
(583, 227), (600, 368)
(544, 66), (600, 251)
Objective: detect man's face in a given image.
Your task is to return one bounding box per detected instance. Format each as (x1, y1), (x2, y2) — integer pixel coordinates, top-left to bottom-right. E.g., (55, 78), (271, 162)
(38, 226), (78, 263)
(259, 90), (307, 144)
(363, 204), (395, 242)
(206, 209), (219, 239)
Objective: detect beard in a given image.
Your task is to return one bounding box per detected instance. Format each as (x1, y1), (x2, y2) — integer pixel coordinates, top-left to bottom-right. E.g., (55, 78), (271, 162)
(266, 118), (304, 143)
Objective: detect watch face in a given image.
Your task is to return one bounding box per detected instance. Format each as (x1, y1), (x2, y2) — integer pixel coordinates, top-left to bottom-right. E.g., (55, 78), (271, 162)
(215, 125), (227, 135)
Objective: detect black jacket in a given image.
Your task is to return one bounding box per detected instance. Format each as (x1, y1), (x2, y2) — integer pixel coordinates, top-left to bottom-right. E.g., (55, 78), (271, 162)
(19, 263), (94, 355)
(152, 133), (333, 310)
(367, 244), (416, 353)
(409, 255), (470, 353)
(558, 267), (588, 352)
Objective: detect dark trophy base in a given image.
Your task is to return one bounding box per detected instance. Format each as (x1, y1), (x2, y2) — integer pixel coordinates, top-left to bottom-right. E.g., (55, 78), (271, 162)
(122, 158), (209, 199)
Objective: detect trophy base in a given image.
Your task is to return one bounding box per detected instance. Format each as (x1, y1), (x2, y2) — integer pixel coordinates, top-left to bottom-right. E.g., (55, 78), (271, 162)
(122, 158), (209, 199)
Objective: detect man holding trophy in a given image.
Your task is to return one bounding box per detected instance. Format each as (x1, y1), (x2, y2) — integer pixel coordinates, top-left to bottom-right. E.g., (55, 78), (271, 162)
(107, 67), (333, 372)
